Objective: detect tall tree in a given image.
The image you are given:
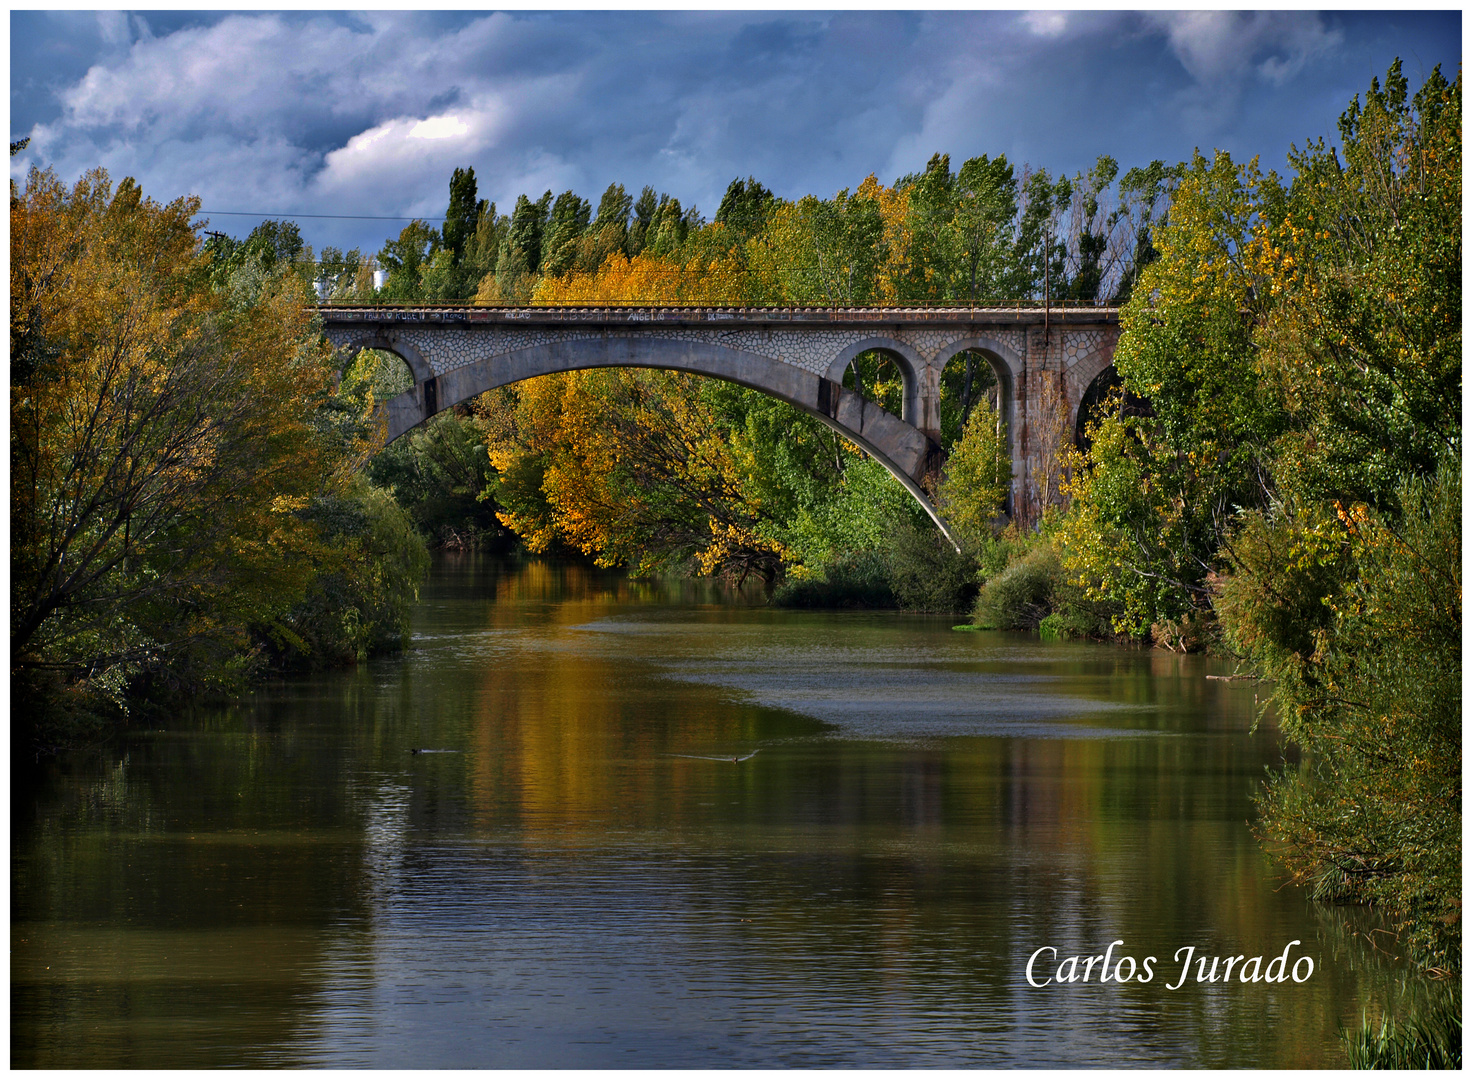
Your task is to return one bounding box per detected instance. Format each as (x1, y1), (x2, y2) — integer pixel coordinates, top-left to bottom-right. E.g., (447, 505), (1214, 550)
(441, 166), (483, 266)
(1061, 155), (1119, 302)
(540, 190), (592, 277)
(714, 176), (775, 245)
(377, 219), (439, 298)
(505, 191), (552, 274)
(628, 185), (659, 255)
(1057, 149), (1283, 634)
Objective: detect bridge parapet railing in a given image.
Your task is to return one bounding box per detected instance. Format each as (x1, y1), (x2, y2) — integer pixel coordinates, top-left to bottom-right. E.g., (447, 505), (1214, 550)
(313, 302), (1120, 324)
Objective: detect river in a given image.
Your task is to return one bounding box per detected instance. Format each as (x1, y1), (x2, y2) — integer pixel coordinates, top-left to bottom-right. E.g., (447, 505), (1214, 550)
(11, 554), (1400, 1067)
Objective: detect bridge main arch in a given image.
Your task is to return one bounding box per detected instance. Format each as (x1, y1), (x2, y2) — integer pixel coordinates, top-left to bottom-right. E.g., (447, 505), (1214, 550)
(351, 333), (954, 542)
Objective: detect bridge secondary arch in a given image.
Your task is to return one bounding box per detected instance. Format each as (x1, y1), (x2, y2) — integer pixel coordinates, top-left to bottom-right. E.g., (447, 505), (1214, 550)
(824, 338), (925, 429)
(933, 335), (1023, 494)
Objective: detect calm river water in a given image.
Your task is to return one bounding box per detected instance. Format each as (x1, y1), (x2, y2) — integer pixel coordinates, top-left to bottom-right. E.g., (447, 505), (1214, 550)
(13, 555), (1401, 1067)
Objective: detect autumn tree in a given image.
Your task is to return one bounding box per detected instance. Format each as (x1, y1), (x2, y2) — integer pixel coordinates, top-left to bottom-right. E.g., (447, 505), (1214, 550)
(483, 370), (791, 582)
(11, 168), (381, 738)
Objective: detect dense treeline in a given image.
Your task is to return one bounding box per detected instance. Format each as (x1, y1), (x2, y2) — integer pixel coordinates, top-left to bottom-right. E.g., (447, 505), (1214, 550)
(310, 147), (1167, 597)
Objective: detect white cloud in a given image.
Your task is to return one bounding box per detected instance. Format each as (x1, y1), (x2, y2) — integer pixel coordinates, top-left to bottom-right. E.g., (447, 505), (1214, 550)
(1021, 12), (1068, 39)
(410, 116), (470, 140)
(1148, 11), (1342, 88)
(94, 11), (132, 51)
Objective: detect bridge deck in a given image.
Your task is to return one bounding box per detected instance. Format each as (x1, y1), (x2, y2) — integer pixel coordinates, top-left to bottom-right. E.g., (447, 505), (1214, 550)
(315, 304), (1120, 328)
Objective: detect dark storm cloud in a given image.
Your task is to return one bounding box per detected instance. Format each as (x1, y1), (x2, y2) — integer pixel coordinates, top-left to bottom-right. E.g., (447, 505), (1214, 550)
(10, 10), (1460, 254)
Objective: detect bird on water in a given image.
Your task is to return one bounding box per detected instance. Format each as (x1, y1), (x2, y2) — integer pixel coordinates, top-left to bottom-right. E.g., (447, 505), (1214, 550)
(668, 749), (761, 763)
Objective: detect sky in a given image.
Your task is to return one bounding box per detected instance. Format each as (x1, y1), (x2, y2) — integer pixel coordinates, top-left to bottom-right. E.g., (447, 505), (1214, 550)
(9, 9), (1462, 257)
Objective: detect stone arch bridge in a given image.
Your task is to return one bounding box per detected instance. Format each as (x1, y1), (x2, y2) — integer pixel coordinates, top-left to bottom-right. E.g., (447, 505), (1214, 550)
(318, 305), (1120, 537)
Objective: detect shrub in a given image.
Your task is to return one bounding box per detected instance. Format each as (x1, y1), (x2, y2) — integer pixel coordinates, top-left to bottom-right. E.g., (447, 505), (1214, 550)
(1221, 459), (1461, 972)
(772, 549), (895, 608)
(1039, 608), (1099, 641)
(971, 541), (1062, 630)
(884, 521), (980, 613)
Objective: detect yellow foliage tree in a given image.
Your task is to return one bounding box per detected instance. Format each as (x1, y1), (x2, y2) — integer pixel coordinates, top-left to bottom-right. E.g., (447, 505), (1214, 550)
(11, 168), (363, 720)
(483, 369), (788, 580)
(476, 223), (798, 578)
(529, 249), (746, 306)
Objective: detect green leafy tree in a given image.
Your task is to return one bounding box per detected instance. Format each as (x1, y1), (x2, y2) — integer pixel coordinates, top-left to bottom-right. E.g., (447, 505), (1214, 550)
(1254, 60), (1460, 512)
(936, 396), (1010, 550)
(471, 202), (503, 270)
(628, 185), (658, 255)
(1219, 463), (1460, 971)
(576, 182), (632, 269)
(541, 190), (592, 277)
(1214, 62), (1462, 973)
(1058, 149), (1286, 635)
(714, 176), (775, 246)
(271, 475), (431, 668)
(1010, 166), (1071, 300)
(441, 165), (483, 265)
(898, 152), (1019, 304)
(202, 219), (313, 293)
(377, 219), (439, 298)
(506, 190), (552, 273)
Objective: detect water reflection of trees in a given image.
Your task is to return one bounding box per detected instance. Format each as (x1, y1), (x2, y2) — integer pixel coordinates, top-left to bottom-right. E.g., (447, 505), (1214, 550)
(13, 556), (1400, 1067)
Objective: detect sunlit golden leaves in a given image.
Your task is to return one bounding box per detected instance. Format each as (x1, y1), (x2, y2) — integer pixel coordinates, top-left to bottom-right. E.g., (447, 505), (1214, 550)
(482, 368), (790, 581)
(529, 249), (746, 306)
